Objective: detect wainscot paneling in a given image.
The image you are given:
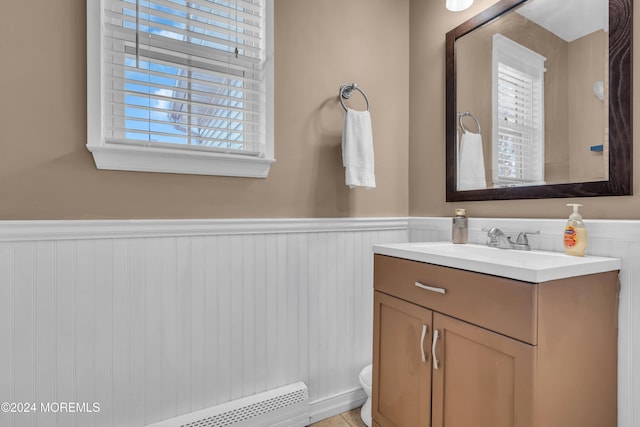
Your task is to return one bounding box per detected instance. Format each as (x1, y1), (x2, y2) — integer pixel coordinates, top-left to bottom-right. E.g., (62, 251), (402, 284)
(0, 218), (409, 427)
(410, 217), (640, 427)
(3, 217), (636, 427)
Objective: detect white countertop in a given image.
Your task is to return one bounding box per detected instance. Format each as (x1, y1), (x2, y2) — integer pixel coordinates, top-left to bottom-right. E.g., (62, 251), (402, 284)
(373, 242), (621, 283)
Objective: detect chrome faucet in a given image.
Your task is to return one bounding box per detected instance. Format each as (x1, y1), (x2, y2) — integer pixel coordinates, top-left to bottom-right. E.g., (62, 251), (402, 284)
(484, 227), (539, 251)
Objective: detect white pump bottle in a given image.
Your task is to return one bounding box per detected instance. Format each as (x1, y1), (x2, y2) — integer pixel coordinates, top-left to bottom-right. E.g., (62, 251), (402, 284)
(564, 204), (587, 256)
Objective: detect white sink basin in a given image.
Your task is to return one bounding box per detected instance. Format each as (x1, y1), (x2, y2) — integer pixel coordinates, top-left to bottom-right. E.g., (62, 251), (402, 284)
(373, 242), (620, 282)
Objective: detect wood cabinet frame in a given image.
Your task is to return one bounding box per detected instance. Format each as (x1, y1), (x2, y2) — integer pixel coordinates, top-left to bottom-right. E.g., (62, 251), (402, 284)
(372, 254), (619, 427)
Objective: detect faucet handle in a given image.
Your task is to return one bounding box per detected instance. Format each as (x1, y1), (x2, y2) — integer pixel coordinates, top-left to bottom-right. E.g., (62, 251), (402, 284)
(483, 227), (506, 247)
(515, 231), (540, 245)
(482, 226), (502, 234)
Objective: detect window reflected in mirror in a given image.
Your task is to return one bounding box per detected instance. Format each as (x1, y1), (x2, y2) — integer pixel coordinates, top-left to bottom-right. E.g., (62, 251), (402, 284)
(455, 0), (608, 190)
(445, 0), (631, 201)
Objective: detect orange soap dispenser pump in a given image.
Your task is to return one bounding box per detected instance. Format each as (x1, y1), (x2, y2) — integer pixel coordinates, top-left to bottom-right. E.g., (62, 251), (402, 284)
(564, 204), (587, 256)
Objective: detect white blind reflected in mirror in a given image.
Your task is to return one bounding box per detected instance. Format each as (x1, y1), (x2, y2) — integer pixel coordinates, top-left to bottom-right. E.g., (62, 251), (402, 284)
(492, 33), (546, 187)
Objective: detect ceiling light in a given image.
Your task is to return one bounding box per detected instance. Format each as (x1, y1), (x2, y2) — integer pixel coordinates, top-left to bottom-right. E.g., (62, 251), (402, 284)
(446, 0), (473, 12)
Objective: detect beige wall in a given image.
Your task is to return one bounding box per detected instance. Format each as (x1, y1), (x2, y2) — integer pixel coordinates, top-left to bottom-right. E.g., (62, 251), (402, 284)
(2, 0), (638, 221)
(0, 0), (409, 220)
(409, 0), (640, 220)
(568, 30), (608, 182)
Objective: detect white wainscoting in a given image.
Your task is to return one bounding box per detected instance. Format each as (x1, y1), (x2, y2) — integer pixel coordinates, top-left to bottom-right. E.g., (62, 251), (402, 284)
(2, 216), (637, 427)
(410, 217), (640, 427)
(0, 218), (409, 427)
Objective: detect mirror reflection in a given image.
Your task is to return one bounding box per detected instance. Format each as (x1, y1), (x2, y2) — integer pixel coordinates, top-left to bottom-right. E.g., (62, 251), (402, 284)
(455, 0), (608, 191)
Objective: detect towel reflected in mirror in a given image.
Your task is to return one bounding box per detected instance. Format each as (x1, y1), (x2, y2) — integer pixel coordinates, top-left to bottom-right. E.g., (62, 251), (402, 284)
(457, 131), (487, 191)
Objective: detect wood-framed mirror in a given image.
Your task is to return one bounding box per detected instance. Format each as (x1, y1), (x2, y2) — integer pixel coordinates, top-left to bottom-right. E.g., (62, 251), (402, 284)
(446, 0), (632, 201)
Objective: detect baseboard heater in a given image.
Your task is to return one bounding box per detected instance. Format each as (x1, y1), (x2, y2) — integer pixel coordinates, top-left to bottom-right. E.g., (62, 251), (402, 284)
(146, 382), (310, 427)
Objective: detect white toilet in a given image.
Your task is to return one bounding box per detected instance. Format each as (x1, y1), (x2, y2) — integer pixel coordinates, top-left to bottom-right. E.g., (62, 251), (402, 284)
(359, 364), (373, 426)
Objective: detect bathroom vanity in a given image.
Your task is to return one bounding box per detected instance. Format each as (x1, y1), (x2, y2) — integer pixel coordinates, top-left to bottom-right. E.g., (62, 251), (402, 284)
(371, 243), (620, 427)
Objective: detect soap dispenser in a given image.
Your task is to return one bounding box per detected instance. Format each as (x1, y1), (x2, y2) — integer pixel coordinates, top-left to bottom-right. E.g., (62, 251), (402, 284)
(452, 208), (468, 244)
(564, 204), (587, 256)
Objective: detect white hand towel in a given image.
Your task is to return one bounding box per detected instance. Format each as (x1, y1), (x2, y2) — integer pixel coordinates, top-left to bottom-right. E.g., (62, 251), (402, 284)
(342, 108), (376, 189)
(457, 131), (487, 191)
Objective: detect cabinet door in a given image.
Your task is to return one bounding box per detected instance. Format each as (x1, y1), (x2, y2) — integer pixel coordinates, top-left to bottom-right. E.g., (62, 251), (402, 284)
(372, 291), (432, 427)
(431, 313), (535, 427)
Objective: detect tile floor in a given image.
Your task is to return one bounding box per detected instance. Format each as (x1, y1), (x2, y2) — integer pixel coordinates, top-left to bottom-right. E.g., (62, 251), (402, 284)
(309, 407), (367, 427)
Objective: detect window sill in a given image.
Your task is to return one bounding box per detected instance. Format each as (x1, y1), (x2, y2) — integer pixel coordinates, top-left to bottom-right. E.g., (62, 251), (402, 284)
(87, 143), (275, 178)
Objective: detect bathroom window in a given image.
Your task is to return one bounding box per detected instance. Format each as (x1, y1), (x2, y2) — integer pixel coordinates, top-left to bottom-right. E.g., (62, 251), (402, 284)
(87, 0), (274, 177)
(491, 34), (546, 187)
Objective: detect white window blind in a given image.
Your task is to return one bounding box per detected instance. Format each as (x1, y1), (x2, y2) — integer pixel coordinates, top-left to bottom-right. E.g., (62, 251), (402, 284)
(492, 34), (546, 187)
(87, 0), (274, 177)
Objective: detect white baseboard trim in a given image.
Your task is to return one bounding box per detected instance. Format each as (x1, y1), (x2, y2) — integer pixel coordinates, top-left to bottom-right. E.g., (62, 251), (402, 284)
(308, 387), (367, 424)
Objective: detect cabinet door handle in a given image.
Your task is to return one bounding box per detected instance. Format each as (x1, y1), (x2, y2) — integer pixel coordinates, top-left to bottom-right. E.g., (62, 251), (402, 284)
(420, 324), (428, 363)
(415, 281), (446, 295)
(432, 329), (440, 370)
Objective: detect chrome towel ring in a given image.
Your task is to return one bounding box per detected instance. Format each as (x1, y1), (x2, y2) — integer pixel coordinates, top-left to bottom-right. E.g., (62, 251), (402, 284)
(339, 83), (370, 112)
(458, 111), (481, 134)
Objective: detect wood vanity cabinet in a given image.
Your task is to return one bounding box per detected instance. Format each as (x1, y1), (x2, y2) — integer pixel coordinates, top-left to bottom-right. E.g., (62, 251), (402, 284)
(372, 254), (619, 427)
